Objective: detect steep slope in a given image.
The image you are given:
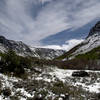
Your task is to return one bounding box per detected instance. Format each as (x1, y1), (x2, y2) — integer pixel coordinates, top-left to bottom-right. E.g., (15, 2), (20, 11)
(31, 47), (65, 59)
(57, 21), (100, 60)
(0, 36), (65, 59)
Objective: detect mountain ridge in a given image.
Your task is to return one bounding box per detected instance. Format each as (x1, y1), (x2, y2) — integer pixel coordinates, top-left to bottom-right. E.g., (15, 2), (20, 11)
(0, 35), (65, 60)
(56, 21), (100, 60)
(88, 21), (100, 37)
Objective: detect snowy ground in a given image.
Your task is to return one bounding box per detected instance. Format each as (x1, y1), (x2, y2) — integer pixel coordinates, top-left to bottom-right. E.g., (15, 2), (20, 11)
(0, 66), (100, 100)
(36, 67), (100, 93)
(49, 68), (100, 93)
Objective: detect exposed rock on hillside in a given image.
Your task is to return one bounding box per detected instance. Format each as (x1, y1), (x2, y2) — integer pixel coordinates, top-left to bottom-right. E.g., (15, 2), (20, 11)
(0, 36), (65, 60)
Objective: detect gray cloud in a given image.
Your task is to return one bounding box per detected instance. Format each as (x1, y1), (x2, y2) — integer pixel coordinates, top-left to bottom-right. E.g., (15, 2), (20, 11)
(0, 0), (100, 46)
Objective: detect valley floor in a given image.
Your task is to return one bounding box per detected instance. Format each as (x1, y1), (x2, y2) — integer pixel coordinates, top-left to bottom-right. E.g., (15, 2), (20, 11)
(0, 66), (100, 100)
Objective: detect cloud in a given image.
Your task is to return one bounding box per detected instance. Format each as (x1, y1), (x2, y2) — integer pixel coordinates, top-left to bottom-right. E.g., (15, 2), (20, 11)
(0, 0), (100, 45)
(42, 39), (84, 51)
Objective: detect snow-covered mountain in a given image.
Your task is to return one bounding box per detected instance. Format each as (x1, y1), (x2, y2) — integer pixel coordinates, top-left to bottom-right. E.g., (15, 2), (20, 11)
(57, 21), (100, 60)
(72, 34), (100, 57)
(0, 36), (65, 59)
(72, 21), (100, 57)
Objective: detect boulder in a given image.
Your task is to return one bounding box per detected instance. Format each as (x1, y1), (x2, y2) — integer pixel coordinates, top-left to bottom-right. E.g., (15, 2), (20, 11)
(72, 71), (89, 77)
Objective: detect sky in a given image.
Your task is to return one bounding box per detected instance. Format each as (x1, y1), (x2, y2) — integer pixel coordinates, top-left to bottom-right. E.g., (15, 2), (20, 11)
(0, 0), (100, 50)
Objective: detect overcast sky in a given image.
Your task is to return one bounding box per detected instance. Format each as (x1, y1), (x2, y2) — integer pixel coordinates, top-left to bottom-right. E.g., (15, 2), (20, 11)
(0, 0), (100, 50)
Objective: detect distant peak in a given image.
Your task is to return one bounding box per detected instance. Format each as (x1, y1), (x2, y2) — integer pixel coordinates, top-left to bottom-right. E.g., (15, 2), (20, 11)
(0, 36), (6, 39)
(88, 21), (100, 37)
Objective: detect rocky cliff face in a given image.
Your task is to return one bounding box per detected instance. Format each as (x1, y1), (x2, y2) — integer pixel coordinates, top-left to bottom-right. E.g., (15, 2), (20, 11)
(88, 21), (100, 37)
(0, 36), (33, 56)
(0, 36), (65, 59)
